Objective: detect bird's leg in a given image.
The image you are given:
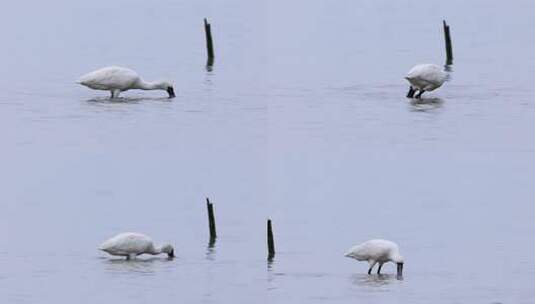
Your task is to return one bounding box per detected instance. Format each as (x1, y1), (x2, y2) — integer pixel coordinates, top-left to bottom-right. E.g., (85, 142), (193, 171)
(377, 263), (384, 274)
(406, 87), (416, 98)
(111, 89), (120, 99)
(415, 90), (425, 99)
(368, 260), (377, 275)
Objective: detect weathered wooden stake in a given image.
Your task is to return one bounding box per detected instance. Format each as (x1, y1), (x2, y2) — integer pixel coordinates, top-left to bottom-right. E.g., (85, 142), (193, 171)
(206, 198), (217, 241)
(267, 219), (275, 260)
(204, 18), (214, 66)
(443, 20), (453, 65)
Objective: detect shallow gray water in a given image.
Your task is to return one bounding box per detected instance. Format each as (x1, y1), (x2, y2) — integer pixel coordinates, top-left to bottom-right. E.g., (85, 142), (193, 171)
(2, 0), (535, 303)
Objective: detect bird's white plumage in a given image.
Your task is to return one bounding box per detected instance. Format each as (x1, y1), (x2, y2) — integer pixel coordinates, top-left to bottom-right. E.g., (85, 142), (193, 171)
(99, 232), (174, 259)
(78, 66), (139, 91)
(78, 66), (175, 98)
(345, 239), (403, 263)
(405, 64), (447, 92)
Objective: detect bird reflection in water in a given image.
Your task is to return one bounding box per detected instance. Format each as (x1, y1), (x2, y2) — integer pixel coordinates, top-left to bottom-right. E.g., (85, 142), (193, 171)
(102, 257), (163, 275)
(350, 273), (401, 287)
(85, 96), (172, 104)
(409, 97), (445, 112)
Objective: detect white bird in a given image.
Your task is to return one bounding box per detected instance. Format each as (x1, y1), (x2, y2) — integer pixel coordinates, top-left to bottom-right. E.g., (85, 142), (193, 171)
(99, 232), (175, 260)
(405, 63), (447, 99)
(78, 66), (175, 99)
(345, 239), (404, 277)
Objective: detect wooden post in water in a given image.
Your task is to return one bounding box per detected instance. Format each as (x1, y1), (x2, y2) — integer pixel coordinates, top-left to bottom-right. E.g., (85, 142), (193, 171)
(267, 219), (275, 260)
(443, 20), (453, 65)
(204, 18), (215, 66)
(206, 198), (217, 242)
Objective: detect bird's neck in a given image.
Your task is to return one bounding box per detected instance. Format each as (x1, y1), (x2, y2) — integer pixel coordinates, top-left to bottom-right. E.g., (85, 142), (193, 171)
(148, 246), (163, 255)
(135, 80), (161, 90)
(389, 252), (403, 263)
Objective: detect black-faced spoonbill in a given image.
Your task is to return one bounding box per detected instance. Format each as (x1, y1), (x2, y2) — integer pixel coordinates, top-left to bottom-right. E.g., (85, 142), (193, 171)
(345, 239), (404, 278)
(78, 66), (175, 99)
(405, 63), (447, 99)
(99, 232), (175, 260)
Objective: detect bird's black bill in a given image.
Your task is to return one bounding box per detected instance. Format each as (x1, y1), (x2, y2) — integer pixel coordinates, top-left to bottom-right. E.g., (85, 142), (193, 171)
(167, 87), (176, 98)
(397, 263), (403, 279)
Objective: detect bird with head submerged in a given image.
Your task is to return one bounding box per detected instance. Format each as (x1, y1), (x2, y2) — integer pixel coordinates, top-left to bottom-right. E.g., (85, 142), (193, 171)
(99, 232), (175, 260)
(345, 239), (404, 278)
(405, 63), (448, 99)
(78, 66), (175, 99)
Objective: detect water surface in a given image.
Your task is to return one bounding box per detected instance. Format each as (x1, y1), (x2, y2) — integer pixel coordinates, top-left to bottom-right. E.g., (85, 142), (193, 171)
(1, 0), (535, 303)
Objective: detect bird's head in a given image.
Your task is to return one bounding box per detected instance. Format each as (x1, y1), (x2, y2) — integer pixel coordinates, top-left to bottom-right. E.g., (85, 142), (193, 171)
(156, 81), (176, 98)
(391, 254), (404, 279)
(161, 244), (175, 258)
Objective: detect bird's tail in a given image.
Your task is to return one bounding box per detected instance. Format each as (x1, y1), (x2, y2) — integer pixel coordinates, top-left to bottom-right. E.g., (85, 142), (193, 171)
(76, 75), (89, 85)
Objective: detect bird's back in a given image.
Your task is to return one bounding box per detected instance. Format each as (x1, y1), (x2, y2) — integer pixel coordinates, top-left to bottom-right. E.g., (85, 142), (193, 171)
(345, 239), (398, 261)
(78, 66), (139, 90)
(99, 232), (153, 255)
(406, 64), (447, 88)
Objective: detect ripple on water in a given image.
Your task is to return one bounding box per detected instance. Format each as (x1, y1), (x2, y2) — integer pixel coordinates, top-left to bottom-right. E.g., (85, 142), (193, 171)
(350, 273), (402, 290)
(101, 256), (174, 276)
